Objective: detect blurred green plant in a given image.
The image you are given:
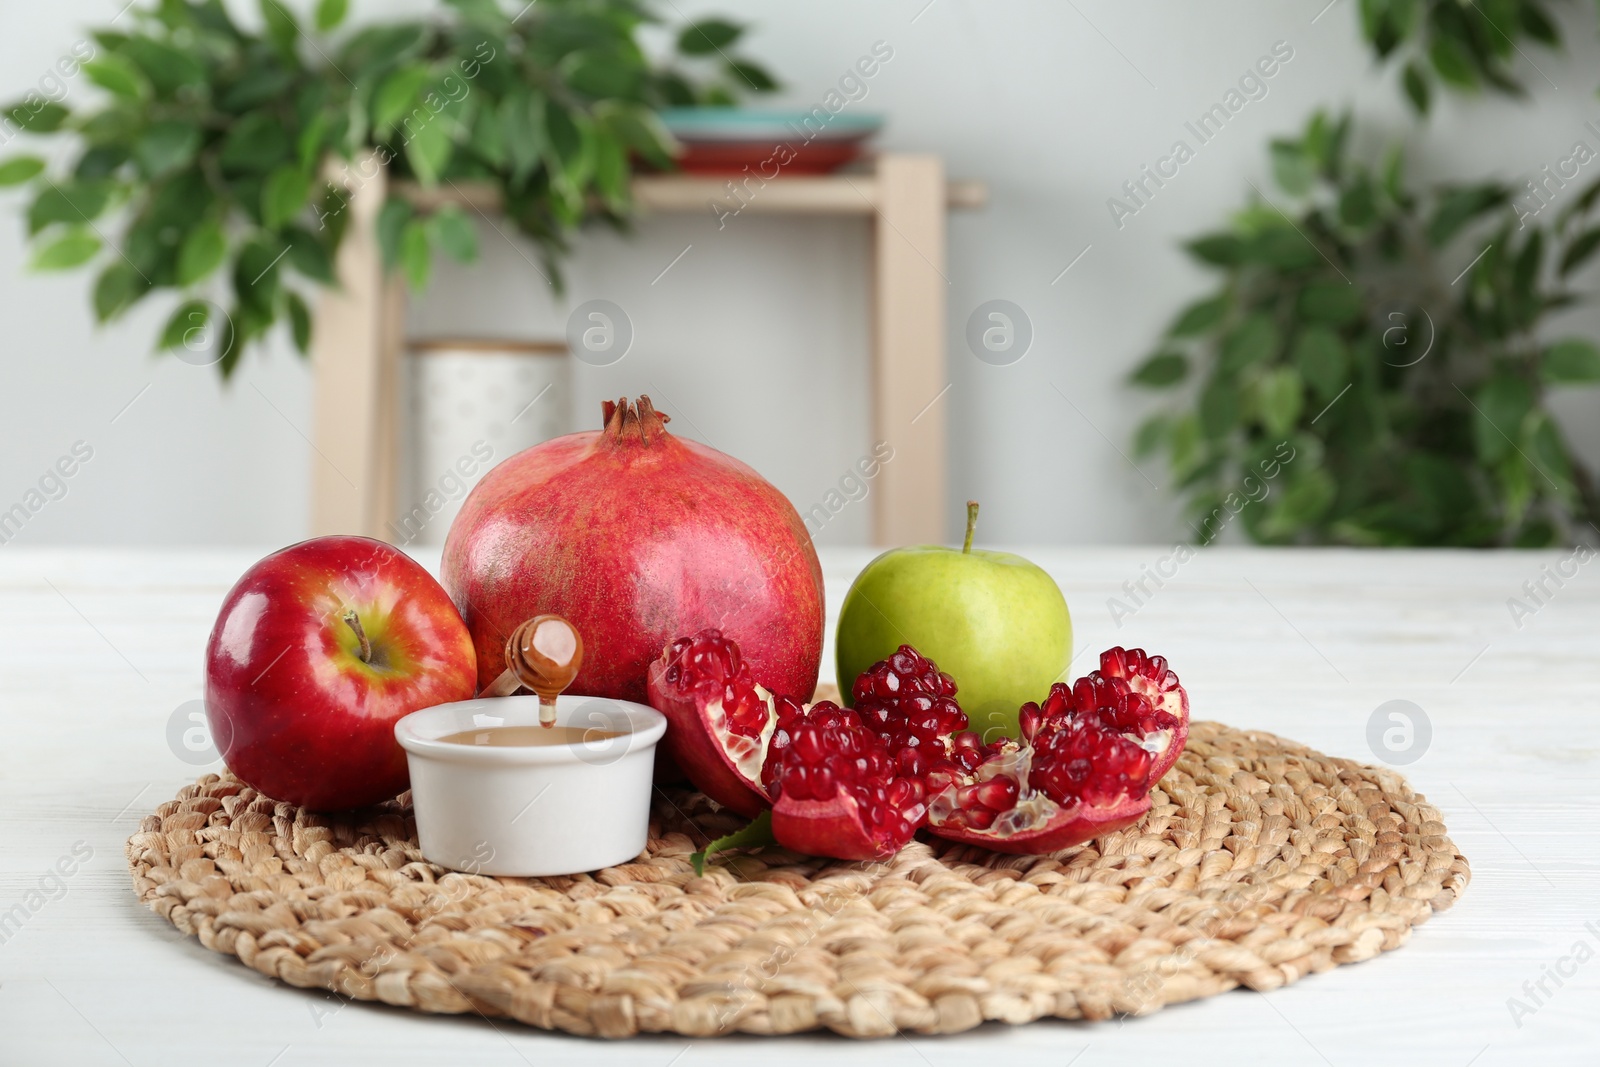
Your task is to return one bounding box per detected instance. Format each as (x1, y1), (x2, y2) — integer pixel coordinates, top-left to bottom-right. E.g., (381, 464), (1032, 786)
(0, 0), (774, 376)
(1129, 110), (1600, 547)
(1352, 0), (1572, 114)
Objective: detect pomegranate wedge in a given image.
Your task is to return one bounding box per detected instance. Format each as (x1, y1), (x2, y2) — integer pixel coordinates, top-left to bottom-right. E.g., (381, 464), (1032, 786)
(647, 632), (1190, 862)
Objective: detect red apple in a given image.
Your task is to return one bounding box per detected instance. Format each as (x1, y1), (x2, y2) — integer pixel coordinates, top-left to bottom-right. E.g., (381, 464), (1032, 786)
(204, 536), (477, 810)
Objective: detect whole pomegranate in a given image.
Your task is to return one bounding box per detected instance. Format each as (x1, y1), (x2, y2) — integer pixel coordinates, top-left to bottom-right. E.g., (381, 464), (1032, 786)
(442, 396), (824, 704)
(649, 632), (1189, 860)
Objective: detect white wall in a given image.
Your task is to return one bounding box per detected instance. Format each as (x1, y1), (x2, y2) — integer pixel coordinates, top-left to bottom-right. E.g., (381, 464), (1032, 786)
(4, 0), (1599, 547)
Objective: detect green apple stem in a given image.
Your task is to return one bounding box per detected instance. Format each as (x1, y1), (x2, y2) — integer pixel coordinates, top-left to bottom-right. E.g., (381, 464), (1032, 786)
(342, 609), (372, 663)
(963, 500), (979, 554)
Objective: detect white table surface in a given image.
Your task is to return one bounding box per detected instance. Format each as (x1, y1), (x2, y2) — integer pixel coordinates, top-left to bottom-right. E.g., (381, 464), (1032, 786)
(1, 545), (1597, 1066)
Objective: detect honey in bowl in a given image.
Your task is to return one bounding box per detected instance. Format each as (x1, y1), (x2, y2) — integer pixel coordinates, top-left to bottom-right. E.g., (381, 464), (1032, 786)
(439, 725), (622, 747)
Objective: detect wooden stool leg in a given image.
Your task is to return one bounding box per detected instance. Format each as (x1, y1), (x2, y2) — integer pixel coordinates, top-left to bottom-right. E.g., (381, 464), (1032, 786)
(310, 154), (404, 539)
(871, 154), (949, 546)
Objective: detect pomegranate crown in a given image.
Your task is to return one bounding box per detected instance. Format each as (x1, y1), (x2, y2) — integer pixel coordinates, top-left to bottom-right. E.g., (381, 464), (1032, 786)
(601, 395), (672, 445)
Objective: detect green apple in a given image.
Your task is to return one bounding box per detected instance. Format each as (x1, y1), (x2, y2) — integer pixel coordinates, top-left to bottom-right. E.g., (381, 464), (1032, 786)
(836, 502), (1072, 741)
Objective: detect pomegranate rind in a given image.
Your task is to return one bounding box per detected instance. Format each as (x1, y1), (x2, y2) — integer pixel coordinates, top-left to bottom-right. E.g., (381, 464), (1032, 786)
(770, 788), (901, 862)
(645, 656), (773, 818)
(924, 793), (1151, 854)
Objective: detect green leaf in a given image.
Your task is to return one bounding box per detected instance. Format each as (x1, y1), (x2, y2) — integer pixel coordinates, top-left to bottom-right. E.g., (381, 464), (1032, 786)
(1560, 229), (1600, 275)
(1405, 451), (1476, 530)
(678, 18), (742, 56)
(501, 90), (546, 184)
(260, 0), (300, 60)
(1472, 373), (1532, 463)
(1528, 414), (1576, 501)
(119, 37), (206, 96)
(1167, 293), (1229, 337)
(1381, 145), (1406, 205)
(177, 218), (227, 285)
(1292, 327), (1348, 401)
(1199, 374), (1239, 439)
(3, 101), (69, 133)
(725, 60), (778, 93)
(159, 299), (211, 351)
(135, 121), (201, 178)
(315, 0), (349, 32)
(1428, 34), (1477, 89)
(1402, 60), (1430, 113)
(1262, 467), (1336, 537)
(377, 197), (413, 268)
(1219, 313), (1279, 374)
(1243, 227), (1324, 270)
(235, 238), (286, 312)
(286, 289), (312, 353)
(591, 134), (629, 212)
(1186, 234), (1243, 266)
(544, 99), (587, 181)
(220, 113), (291, 172)
(689, 811), (773, 876)
(1130, 351), (1188, 388)
(262, 165), (311, 230)
(1302, 111), (1350, 179)
(83, 55), (149, 100)
(1168, 413), (1203, 480)
(0, 156), (44, 186)
(400, 217), (431, 288)
(469, 103), (506, 167)
(28, 180), (113, 234)
(1270, 141), (1314, 197)
(0, 154), (45, 187)
(219, 67), (294, 112)
(1254, 366), (1304, 437)
(1542, 339), (1600, 383)
(32, 228), (101, 271)
(1519, 2), (1561, 45)
(92, 261), (147, 322)
(373, 64), (431, 136)
(1338, 174), (1378, 230)
(297, 112), (331, 172)
(1428, 185), (1506, 246)
(565, 48), (645, 100)
(405, 115), (456, 187)
(1133, 413), (1169, 460)
(284, 225), (335, 283)
(1296, 280), (1362, 324)
(428, 204), (477, 263)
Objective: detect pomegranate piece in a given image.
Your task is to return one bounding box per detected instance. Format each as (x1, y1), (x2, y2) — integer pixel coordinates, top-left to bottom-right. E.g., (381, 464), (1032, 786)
(650, 630), (1190, 863)
(646, 630), (778, 817)
(765, 708), (927, 861)
(645, 629), (822, 818)
(920, 652), (1185, 854)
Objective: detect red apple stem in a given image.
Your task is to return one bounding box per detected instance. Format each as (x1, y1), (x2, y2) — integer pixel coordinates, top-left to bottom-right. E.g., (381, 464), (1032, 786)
(963, 500), (979, 554)
(342, 609), (372, 664)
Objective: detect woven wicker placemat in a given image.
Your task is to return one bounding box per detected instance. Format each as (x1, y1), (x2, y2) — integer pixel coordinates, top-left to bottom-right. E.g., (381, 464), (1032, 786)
(126, 720), (1469, 1038)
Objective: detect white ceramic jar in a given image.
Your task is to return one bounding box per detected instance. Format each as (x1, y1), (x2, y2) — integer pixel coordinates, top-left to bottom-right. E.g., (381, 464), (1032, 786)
(394, 694), (666, 877)
(396, 338), (568, 547)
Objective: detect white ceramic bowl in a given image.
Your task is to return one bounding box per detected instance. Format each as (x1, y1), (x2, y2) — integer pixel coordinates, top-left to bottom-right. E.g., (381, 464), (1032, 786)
(394, 694), (666, 877)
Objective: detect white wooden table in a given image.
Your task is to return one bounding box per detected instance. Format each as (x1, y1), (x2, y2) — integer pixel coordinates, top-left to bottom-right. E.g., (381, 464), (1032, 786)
(2, 546), (1596, 1065)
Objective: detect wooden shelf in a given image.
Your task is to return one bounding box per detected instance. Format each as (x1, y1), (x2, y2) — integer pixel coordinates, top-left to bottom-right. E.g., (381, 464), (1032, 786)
(393, 172), (987, 216)
(311, 156), (986, 546)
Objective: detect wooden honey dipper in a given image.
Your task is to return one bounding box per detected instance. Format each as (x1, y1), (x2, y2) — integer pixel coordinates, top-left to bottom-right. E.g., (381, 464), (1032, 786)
(479, 615), (584, 727)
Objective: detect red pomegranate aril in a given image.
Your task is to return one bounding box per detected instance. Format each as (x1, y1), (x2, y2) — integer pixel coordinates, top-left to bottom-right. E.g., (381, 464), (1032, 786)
(974, 776), (1019, 811)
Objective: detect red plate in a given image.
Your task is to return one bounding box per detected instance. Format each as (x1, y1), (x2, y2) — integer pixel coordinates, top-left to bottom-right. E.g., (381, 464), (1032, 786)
(674, 140), (863, 176)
